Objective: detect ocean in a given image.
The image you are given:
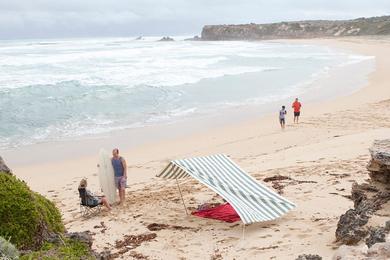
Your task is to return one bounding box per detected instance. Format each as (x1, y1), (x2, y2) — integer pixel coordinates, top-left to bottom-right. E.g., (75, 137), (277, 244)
(0, 36), (374, 150)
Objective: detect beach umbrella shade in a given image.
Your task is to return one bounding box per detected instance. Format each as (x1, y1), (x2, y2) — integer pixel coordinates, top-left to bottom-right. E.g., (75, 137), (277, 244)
(157, 154), (296, 224)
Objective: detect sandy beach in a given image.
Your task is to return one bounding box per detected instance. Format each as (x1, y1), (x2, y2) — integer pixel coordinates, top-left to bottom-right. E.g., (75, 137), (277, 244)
(6, 37), (390, 259)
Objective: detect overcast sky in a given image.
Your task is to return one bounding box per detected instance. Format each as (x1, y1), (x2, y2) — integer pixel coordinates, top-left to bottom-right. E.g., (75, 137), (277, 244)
(0, 0), (389, 39)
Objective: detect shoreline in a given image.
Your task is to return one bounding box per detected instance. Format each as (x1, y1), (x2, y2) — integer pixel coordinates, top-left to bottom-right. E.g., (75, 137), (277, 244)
(7, 36), (390, 259)
(2, 39), (375, 167)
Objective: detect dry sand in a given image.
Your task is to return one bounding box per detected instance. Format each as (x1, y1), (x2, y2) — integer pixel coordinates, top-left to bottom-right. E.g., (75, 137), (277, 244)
(9, 37), (390, 259)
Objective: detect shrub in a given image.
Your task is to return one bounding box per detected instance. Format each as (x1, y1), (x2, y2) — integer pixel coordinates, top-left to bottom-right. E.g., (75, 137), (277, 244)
(0, 236), (19, 260)
(20, 238), (95, 260)
(0, 173), (64, 250)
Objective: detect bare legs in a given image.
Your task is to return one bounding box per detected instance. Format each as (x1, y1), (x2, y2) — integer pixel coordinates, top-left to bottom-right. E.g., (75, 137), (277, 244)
(119, 188), (125, 205)
(101, 196), (111, 210)
(280, 119), (285, 129)
(294, 116), (299, 124)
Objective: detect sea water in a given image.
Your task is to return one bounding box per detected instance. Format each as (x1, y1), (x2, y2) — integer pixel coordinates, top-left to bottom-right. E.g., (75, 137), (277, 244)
(0, 37), (374, 150)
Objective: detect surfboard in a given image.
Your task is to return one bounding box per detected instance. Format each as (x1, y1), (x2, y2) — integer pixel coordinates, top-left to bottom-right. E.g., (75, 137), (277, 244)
(98, 149), (117, 204)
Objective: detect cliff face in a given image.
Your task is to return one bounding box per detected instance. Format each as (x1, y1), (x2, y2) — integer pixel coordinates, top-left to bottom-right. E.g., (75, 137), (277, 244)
(201, 16), (390, 40)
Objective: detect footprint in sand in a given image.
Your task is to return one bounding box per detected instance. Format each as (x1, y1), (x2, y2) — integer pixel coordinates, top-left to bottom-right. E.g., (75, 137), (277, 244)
(220, 237), (239, 243)
(319, 225), (333, 232)
(288, 227), (298, 231)
(297, 233), (310, 239)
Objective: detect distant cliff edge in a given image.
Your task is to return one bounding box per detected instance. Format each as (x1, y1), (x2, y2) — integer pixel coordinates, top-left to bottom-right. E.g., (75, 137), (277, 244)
(201, 16), (390, 40)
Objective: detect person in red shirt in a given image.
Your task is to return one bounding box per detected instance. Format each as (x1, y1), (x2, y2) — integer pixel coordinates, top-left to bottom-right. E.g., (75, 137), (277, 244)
(292, 98), (302, 123)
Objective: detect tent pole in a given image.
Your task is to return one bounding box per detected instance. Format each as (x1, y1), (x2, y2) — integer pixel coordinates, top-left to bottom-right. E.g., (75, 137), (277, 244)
(242, 224), (246, 240)
(176, 178), (188, 215)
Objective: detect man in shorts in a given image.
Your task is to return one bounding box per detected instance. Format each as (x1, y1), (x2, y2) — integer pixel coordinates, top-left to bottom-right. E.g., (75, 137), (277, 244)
(279, 105), (287, 129)
(292, 98), (302, 124)
(112, 148), (127, 205)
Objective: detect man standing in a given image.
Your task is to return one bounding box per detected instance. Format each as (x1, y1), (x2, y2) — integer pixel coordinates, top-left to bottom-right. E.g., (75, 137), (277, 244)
(112, 148), (127, 205)
(279, 105), (287, 129)
(292, 98), (302, 124)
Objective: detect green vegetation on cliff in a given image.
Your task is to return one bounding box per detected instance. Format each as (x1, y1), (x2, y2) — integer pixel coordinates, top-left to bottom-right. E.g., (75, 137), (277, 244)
(0, 173), (64, 249)
(201, 15), (390, 40)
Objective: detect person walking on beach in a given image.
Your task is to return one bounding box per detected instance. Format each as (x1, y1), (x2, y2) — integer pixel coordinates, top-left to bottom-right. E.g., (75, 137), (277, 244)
(112, 148), (127, 205)
(292, 98), (302, 124)
(279, 105), (287, 129)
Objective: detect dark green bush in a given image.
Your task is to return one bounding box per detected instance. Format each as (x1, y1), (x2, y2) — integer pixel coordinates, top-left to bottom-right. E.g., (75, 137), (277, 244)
(0, 173), (64, 249)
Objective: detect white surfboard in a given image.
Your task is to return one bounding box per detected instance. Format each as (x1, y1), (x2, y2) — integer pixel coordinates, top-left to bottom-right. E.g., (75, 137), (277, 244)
(98, 149), (117, 204)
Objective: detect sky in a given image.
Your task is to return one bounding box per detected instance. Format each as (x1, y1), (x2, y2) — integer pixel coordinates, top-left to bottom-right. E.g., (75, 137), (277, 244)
(0, 0), (389, 39)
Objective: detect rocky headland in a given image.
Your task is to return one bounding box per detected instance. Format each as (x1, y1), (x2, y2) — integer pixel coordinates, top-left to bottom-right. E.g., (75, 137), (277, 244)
(201, 16), (390, 40)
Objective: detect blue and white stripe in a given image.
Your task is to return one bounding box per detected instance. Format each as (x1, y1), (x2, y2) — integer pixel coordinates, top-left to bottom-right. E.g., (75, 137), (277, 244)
(157, 154), (296, 224)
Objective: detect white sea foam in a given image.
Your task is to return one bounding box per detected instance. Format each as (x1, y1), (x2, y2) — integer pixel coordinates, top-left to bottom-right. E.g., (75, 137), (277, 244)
(0, 37), (374, 149)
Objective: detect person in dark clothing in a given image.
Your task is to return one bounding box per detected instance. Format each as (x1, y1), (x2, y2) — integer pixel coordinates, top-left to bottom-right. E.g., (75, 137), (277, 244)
(279, 105), (287, 129)
(78, 178), (111, 210)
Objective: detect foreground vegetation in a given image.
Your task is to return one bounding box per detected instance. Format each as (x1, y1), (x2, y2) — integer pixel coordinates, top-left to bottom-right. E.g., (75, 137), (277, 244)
(20, 238), (94, 260)
(0, 173), (64, 249)
(0, 172), (96, 259)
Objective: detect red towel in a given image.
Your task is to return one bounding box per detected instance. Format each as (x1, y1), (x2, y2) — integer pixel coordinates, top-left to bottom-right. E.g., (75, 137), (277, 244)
(192, 203), (241, 223)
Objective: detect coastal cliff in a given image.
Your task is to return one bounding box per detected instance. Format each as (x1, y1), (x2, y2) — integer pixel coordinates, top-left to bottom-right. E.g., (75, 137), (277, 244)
(201, 16), (390, 40)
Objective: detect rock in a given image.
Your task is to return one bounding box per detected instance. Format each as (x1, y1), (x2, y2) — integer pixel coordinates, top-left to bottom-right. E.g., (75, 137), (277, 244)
(335, 209), (369, 245)
(367, 242), (390, 258)
(158, 36), (174, 42)
(335, 187), (389, 245)
(201, 16), (390, 40)
(366, 227), (387, 248)
(357, 183), (380, 192)
(333, 242), (390, 259)
(135, 36), (143, 40)
(45, 233), (63, 245)
(184, 35), (202, 41)
(0, 156), (11, 174)
(367, 139), (390, 184)
(332, 244), (368, 260)
(351, 182), (368, 208)
(335, 140), (390, 245)
(295, 254), (322, 260)
(95, 249), (111, 260)
(65, 231), (93, 248)
(385, 220), (390, 232)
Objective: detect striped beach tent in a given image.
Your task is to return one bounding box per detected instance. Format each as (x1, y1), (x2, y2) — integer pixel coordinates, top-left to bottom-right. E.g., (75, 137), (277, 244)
(157, 154), (295, 224)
